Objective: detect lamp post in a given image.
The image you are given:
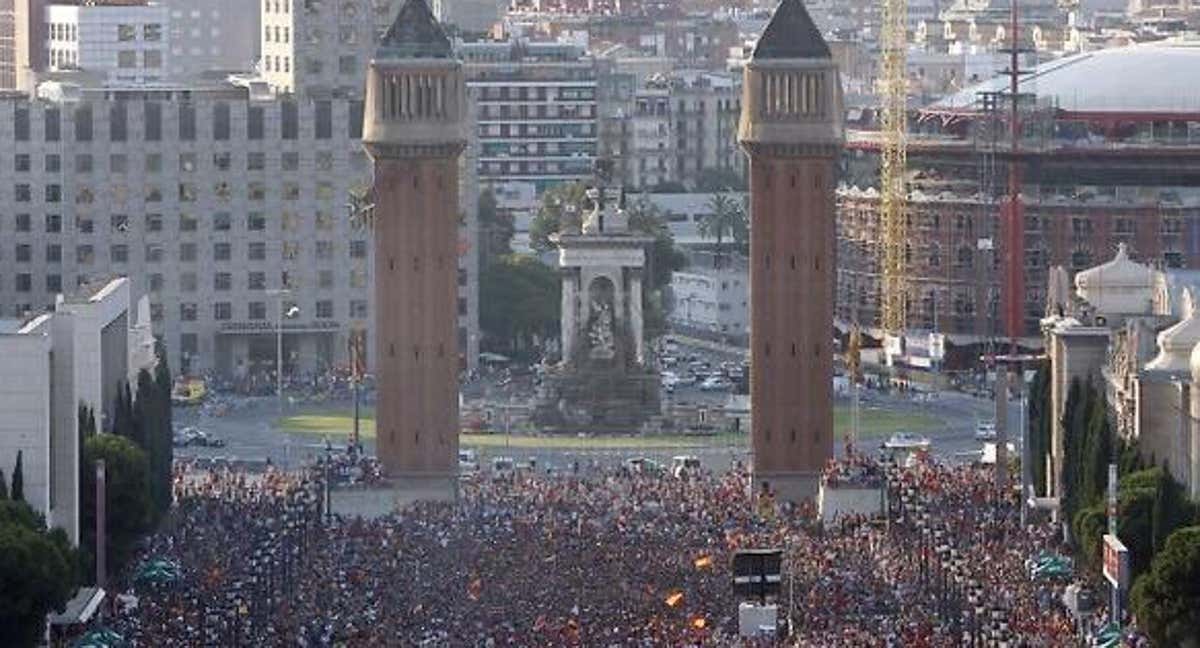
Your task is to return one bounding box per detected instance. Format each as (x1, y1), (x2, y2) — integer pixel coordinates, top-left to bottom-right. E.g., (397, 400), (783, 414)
(267, 289), (298, 466)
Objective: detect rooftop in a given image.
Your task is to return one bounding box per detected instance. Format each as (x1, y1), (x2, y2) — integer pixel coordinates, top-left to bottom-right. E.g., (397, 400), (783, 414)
(376, 0), (453, 60)
(933, 39), (1200, 114)
(752, 0), (831, 60)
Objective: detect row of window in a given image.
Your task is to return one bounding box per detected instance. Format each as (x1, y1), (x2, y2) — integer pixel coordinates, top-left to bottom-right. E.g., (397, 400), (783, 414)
(11, 150), (361, 176)
(4, 211), (342, 235)
(4, 241), (368, 264)
(10, 179), (345, 204)
(10, 100), (363, 143)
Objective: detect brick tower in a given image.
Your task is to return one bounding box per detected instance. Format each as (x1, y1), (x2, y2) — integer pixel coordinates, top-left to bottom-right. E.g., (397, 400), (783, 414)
(362, 0), (466, 492)
(737, 0), (844, 501)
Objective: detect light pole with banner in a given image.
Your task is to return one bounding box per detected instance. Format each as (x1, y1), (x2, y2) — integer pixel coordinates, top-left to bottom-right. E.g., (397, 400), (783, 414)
(1103, 463), (1128, 629)
(267, 289), (298, 466)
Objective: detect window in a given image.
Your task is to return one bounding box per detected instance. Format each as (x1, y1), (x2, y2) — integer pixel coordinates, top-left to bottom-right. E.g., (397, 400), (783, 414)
(45, 184), (62, 203)
(213, 242), (232, 261)
(319, 270), (334, 289)
(145, 153), (162, 173)
(75, 154), (93, 173)
(214, 272), (232, 291)
(145, 185), (163, 203)
(213, 212), (232, 231)
(75, 217), (93, 234)
(145, 214), (163, 232)
(14, 154), (30, 172)
(281, 101), (298, 140)
(180, 303), (198, 321)
(316, 241), (333, 259)
(118, 50), (137, 68)
(110, 154), (128, 174)
(45, 214), (62, 233)
(45, 154), (60, 173)
(178, 183), (197, 202)
(178, 104), (196, 140)
(144, 102), (162, 140)
(180, 214), (198, 232)
(14, 107), (29, 141)
(350, 240), (367, 258)
(248, 271), (266, 290)
(316, 300), (334, 319)
(111, 214), (129, 232)
(15, 274), (31, 293)
(118, 24), (136, 41)
(248, 242), (267, 260)
(179, 242), (197, 262)
(315, 210), (333, 230)
(213, 103), (231, 140)
(109, 103), (128, 141)
(283, 183), (300, 200)
(144, 50), (162, 69)
(46, 274), (62, 293)
(281, 152), (299, 171)
(247, 152), (266, 171)
(74, 105), (93, 141)
(349, 100), (364, 139)
(338, 55), (357, 75)
(76, 245), (94, 264)
(46, 245), (61, 263)
(315, 100), (332, 139)
(145, 244), (163, 263)
(247, 106), (264, 140)
(14, 184), (31, 202)
(247, 213), (266, 231)
(248, 302), (267, 320)
(349, 300), (368, 318)
(316, 152), (333, 172)
(213, 302), (232, 320)
(144, 23), (162, 41)
(248, 183), (266, 201)
(44, 108), (60, 142)
(15, 244), (31, 262)
(180, 273), (197, 292)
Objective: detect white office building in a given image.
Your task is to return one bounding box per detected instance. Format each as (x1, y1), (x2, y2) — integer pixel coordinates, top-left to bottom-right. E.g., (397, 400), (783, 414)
(45, 2), (171, 84)
(0, 79), (480, 378)
(0, 276), (154, 545)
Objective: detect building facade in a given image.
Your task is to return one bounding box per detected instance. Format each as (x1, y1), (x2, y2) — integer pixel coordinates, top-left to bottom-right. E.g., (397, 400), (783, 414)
(45, 3), (171, 84)
(0, 81), (478, 378)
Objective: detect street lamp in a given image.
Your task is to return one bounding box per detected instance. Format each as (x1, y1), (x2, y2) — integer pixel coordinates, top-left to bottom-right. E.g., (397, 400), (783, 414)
(267, 289), (299, 467)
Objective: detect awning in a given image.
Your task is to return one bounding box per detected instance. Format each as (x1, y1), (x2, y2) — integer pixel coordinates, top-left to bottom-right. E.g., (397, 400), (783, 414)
(48, 587), (105, 627)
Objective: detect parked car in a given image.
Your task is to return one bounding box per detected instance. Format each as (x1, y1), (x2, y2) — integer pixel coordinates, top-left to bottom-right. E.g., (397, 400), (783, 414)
(458, 449), (480, 475)
(975, 420), (997, 441)
(671, 455), (702, 479)
(699, 376), (733, 392)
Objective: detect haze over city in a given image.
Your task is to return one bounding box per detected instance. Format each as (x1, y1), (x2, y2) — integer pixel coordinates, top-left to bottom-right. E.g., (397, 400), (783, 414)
(0, 0), (1199, 645)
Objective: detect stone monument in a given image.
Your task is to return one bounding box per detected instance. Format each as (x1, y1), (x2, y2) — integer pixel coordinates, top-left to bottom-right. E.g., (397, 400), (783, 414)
(534, 160), (661, 433)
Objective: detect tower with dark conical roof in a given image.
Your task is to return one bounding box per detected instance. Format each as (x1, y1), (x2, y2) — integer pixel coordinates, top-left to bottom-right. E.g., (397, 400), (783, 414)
(737, 0), (844, 501)
(362, 0), (466, 493)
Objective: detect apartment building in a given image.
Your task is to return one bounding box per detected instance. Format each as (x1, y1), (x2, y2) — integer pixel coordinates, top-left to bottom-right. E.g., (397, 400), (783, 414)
(45, 2), (170, 84)
(461, 39), (599, 193)
(1, 0), (14, 89)
(260, 0), (401, 97)
(612, 71), (743, 191)
(0, 80), (480, 378)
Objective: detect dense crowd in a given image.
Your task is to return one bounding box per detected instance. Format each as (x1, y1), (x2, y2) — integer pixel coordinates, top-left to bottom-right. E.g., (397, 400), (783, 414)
(110, 458), (1113, 646)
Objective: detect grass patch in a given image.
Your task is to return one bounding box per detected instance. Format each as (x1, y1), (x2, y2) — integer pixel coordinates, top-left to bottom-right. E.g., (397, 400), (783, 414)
(277, 405), (939, 447)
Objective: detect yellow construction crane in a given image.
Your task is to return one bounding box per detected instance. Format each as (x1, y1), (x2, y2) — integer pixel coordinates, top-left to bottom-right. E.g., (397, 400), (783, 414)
(879, 0), (908, 340)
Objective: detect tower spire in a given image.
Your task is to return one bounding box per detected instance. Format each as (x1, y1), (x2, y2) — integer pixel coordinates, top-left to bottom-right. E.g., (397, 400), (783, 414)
(752, 0), (831, 60)
(377, 0), (453, 60)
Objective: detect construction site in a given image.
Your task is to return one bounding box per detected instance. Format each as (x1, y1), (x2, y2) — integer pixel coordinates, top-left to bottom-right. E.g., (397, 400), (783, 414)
(837, 37), (1200, 368)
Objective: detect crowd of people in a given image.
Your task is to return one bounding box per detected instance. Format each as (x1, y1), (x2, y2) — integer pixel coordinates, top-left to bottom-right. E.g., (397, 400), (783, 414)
(108, 456), (1120, 646)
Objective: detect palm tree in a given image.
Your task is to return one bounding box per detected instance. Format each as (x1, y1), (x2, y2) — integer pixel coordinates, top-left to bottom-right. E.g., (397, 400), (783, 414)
(699, 192), (748, 269)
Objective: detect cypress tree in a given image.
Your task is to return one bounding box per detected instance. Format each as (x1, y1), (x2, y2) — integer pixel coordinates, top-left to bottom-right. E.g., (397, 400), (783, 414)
(11, 450), (24, 502)
(1060, 378), (1084, 521)
(0, 467), (7, 499)
(1082, 386), (1112, 509)
(153, 343), (174, 514)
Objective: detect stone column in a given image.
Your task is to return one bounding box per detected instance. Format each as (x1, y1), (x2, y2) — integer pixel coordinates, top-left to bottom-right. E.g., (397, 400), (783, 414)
(561, 268), (577, 363)
(630, 269), (644, 366)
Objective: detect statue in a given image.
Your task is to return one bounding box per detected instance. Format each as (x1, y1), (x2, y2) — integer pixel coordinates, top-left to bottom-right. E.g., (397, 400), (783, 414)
(588, 301), (616, 360)
(581, 187), (604, 235)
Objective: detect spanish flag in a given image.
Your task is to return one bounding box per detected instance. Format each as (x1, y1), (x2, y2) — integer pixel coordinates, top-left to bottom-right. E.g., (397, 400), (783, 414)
(665, 591), (684, 607)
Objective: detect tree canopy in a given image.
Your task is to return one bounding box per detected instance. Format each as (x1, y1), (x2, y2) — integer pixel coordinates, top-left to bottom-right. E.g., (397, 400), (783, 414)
(1132, 525), (1200, 646)
(0, 500), (77, 648)
(80, 434), (154, 582)
(697, 192), (749, 269)
(479, 254), (561, 358)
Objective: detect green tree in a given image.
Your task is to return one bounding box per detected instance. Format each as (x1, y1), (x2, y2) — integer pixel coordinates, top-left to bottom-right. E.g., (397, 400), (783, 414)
(1082, 388), (1113, 509)
(1060, 377), (1085, 523)
(0, 468), (7, 500)
(1131, 525), (1200, 646)
(528, 182), (588, 252)
(1027, 360), (1051, 496)
(153, 343), (175, 516)
(0, 500), (77, 648)
(1073, 505), (1107, 569)
(80, 434), (153, 581)
(694, 167), (747, 192)
(698, 192), (748, 270)
(477, 189), (514, 269)
(479, 255), (561, 357)
(10, 451), (24, 502)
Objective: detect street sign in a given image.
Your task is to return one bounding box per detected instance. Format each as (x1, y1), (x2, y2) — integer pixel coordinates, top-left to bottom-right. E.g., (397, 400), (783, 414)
(1102, 534), (1128, 589)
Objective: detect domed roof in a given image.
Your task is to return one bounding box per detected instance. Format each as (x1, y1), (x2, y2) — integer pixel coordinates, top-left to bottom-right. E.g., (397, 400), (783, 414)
(932, 39), (1200, 114)
(1075, 244), (1156, 315)
(1147, 288), (1200, 373)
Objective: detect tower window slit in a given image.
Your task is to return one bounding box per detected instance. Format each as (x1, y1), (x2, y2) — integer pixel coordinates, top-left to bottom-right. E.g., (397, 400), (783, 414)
(388, 343), (395, 357)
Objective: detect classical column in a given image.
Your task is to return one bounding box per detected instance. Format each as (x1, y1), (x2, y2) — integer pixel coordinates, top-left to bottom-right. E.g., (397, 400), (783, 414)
(561, 268), (578, 363)
(630, 269), (644, 366)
